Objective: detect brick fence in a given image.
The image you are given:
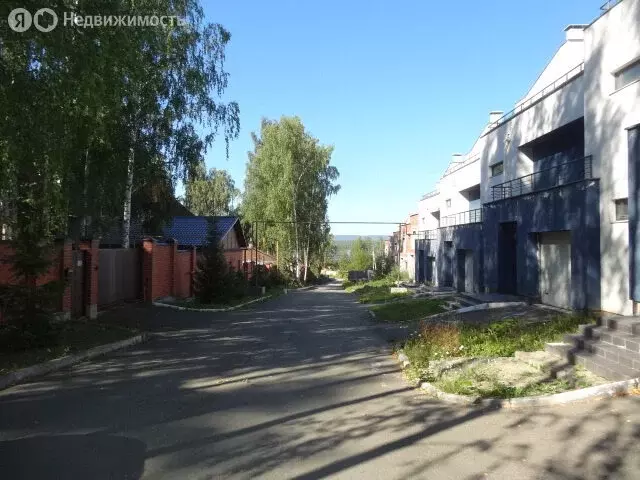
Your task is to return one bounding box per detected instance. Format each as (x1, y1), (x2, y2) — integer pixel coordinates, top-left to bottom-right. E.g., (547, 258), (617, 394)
(1, 237), (278, 320)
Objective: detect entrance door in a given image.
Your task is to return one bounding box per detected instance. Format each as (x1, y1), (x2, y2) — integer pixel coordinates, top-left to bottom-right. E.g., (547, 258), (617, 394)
(417, 249), (425, 283)
(539, 231), (572, 308)
(71, 250), (86, 317)
(498, 222), (517, 294)
(426, 256), (435, 284)
(456, 250), (466, 292)
(443, 242), (453, 287)
(465, 250), (474, 293)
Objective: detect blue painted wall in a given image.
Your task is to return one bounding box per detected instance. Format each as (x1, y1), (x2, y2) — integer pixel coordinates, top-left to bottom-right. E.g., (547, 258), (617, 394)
(439, 224), (484, 293)
(483, 180), (601, 309)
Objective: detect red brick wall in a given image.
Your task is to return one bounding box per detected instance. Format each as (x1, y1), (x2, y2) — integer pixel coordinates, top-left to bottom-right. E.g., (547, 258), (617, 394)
(174, 251), (191, 298)
(152, 243), (172, 300)
(142, 240), (196, 302)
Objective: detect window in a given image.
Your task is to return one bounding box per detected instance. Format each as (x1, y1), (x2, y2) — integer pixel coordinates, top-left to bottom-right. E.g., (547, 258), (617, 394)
(614, 59), (640, 90)
(490, 162), (504, 177)
(615, 198), (629, 221)
(446, 199), (451, 208)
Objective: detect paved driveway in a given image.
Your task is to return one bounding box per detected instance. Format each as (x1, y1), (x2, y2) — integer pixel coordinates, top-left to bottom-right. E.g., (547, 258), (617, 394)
(1, 282), (639, 479)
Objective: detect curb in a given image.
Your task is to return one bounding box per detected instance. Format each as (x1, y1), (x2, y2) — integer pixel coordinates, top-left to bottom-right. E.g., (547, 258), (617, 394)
(419, 377), (640, 408)
(0, 333), (149, 391)
(420, 301), (527, 322)
(153, 295), (273, 312)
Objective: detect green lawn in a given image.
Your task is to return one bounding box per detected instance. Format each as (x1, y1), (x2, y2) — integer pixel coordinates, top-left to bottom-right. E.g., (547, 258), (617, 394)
(371, 298), (447, 322)
(0, 320), (139, 375)
(343, 278), (411, 304)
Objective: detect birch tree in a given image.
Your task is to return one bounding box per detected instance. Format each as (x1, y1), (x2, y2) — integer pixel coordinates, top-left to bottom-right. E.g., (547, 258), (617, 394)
(243, 116), (340, 282)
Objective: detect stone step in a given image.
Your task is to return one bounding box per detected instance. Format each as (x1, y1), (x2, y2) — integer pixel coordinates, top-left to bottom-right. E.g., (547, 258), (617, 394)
(581, 326), (640, 352)
(581, 339), (640, 370)
(597, 316), (640, 335)
(545, 342), (576, 362)
(574, 352), (640, 381)
(456, 293), (483, 306)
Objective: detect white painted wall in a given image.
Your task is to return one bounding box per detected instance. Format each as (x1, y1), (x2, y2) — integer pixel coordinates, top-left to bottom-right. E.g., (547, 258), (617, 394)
(518, 27), (585, 106)
(584, 0), (640, 315)
(418, 189), (441, 231)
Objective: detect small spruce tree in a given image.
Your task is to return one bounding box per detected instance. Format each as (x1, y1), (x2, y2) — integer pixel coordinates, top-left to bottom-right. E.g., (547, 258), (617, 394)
(194, 218), (229, 304)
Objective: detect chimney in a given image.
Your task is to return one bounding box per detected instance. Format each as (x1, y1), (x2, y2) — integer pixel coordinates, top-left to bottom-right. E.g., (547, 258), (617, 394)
(451, 153), (463, 164)
(489, 111), (503, 124)
(564, 25), (586, 41)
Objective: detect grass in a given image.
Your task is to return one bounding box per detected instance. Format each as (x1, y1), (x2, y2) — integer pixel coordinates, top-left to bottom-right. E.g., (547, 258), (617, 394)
(371, 298), (447, 322)
(435, 365), (594, 398)
(343, 278), (411, 304)
(402, 314), (595, 383)
(0, 320), (138, 375)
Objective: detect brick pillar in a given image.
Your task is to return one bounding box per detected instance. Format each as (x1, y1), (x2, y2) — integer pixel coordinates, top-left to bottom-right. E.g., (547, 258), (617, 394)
(190, 246), (197, 297)
(84, 239), (100, 319)
(61, 239), (73, 320)
(142, 239), (154, 303)
(169, 239), (178, 297)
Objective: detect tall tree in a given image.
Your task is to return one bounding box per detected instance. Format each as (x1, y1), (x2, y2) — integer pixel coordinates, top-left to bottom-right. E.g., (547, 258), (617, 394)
(242, 116), (340, 281)
(0, 0), (240, 253)
(185, 164), (240, 216)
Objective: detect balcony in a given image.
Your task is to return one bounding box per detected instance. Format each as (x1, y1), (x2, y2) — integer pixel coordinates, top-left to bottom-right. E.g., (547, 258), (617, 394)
(440, 208), (483, 227)
(490, 155), (593, 202)
(416, 229), (438, 240)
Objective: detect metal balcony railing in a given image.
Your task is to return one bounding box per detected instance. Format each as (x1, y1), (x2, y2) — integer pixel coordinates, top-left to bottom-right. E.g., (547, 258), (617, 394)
(491, 155), (593, 202)
(416, 229), (438, 240)
(440, 208), (483, 227)
(486, 63), (584, 133)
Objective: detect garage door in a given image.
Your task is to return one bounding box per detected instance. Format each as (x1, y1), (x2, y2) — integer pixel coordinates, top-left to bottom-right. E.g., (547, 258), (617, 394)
(539, 231), (571, 308)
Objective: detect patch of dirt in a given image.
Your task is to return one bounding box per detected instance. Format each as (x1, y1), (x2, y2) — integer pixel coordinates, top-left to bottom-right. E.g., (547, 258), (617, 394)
(431, 353), (607, 397)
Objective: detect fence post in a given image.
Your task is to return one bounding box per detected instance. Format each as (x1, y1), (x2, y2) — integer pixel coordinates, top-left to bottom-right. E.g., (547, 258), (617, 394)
(61, 239), (73, 320)
(170, 239), (178, 297)
(190, 246), (197, 297)
(85, 238), (100, 319)
(142, 238), (154, 303)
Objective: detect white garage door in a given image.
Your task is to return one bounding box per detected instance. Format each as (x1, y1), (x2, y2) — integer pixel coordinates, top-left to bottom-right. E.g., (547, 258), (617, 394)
(539, 231), (572, 309)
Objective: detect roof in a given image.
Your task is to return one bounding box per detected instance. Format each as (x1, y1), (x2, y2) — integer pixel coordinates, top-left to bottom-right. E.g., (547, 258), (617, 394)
(162, 216), (246, 247)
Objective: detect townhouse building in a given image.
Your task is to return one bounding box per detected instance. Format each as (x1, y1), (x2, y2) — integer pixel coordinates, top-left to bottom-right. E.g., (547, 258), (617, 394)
(405, 0), (640, 316)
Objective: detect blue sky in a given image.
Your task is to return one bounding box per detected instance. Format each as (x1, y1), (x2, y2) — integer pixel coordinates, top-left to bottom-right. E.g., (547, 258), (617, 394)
(202, 0), (604, 236)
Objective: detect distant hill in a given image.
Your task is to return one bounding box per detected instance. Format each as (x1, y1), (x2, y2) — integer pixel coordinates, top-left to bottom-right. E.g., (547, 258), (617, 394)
(333, 235), (387, 242)
(331, 235), (388, 262)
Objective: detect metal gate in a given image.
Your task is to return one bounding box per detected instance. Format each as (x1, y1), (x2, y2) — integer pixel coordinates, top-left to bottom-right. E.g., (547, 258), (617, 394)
(71, 250), (86, 317)
(98, 248), (141, 307)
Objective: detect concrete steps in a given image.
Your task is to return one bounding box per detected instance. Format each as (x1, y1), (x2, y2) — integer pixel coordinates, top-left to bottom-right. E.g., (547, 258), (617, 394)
(545, 316), (640, 381)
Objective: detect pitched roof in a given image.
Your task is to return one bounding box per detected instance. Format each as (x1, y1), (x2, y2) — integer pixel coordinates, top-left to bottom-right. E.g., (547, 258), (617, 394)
(162, 216), (245, 247)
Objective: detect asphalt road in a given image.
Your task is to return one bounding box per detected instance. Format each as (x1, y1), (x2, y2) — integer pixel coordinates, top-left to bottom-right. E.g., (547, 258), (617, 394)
(1, 282), (639, 479)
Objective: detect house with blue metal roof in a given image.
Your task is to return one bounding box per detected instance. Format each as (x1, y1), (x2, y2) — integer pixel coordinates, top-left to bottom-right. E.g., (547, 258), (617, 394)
(162, 216), (247, 249)
(100, 215), (246, 249)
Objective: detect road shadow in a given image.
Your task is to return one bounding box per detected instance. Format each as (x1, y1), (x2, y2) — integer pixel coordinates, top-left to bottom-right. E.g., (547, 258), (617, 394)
(0, 434), (146, 480)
